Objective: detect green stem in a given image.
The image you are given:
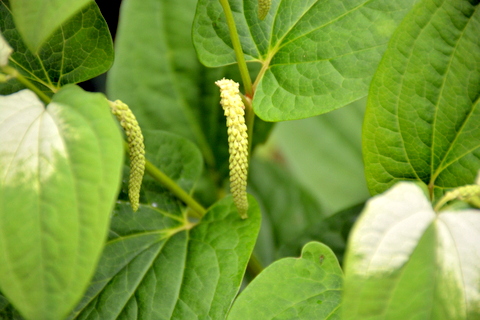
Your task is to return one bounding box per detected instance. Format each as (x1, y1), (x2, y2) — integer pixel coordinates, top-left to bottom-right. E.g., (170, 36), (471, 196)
(122, 142), (206, 218)
(2, 65), (51, 104)
(241, 94), (255, 157)
(218, 0), (253, 97)
(145, 159), (207, 219)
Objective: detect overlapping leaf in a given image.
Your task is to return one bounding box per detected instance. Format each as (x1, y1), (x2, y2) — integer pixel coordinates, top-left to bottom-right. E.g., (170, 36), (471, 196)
(228, 242), (342, 320)
(343, 182), (480, 319)
(65, 127), (261, 319)
(0, 85), (123, 320)
(9, 0), (91, 52)
(0, 1), (113, 95)
(363, 0), (480, 197)
(193, 0), (417, 121)
(70, 196), (261, 319)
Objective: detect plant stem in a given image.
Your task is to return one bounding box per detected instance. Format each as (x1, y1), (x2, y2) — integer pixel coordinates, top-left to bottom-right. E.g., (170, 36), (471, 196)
(241, 94), (255, 157)
(144, 159), (207, 219)
(246, 253), (264, 278)
(218, 0), (253, 97)
(2, 66), (51, 104)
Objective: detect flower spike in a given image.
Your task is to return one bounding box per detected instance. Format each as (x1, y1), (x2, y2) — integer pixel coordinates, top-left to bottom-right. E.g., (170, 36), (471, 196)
(215, 78), (249, 219)
(109, 100), (145, 212)
(258, 0), (271, 20)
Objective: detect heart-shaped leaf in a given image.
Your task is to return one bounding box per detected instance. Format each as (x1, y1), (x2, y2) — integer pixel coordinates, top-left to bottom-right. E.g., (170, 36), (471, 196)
(228, 242), (342, 320)
(193, 0), (417, 121)
(64, 127), (261, 319)
(0, 1), (113, 95)
(70, 196), (261, 319)
(343, 182), (480, 319)
(363, 0), (480, 197)
(0, 85), (123, 320)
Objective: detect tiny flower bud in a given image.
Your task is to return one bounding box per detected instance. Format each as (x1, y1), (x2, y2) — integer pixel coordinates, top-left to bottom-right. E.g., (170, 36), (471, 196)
(109, 100), (145, 212)
(215, 78), (249, 219)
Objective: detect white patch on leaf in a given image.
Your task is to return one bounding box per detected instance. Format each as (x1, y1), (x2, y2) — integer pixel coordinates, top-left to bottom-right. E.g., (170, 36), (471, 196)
(349, 182), (435, 274)
(437, 212), (480, 311)
(0, 32), (12, 67)
(0, 90), (67, 188)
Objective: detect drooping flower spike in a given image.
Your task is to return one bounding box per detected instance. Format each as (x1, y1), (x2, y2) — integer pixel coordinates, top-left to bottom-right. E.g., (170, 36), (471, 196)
(109, 100), (145, 212)
(258, 0), (271, 20)
(215, 78), (249, 219)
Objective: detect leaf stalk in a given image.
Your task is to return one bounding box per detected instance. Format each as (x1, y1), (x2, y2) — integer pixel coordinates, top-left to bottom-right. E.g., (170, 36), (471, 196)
(218, 0), (253, 97)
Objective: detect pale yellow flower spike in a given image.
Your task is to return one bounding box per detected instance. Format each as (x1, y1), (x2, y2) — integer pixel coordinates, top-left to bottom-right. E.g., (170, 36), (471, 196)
(215, 78), (249, 219)
(109, 100), (145, 212)
(258, 0), (271, 20)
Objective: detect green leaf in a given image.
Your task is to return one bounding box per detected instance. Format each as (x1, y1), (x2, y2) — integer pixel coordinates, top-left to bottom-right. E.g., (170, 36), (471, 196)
(0, 85), (123, 320)
(272, 99), (370, 214)
(343, 182), (480, 320)
(228, 242), (342, 320)
(363, 0), (480, 196)
(141, 130), (203, 214)
(70, 196), (261, 319)
(0, 1), (114, 94)
(107, 0), (216, 165)
(193, 0), (417, 121)
(249, 157), (325, 263)
(250, 157), (363, 265)
(0, 31), (12, 66)
(9, 0), (91, 52)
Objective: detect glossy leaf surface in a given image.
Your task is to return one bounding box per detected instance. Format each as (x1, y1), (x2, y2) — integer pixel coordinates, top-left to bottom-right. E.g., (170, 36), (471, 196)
(193, 0), (417, 121)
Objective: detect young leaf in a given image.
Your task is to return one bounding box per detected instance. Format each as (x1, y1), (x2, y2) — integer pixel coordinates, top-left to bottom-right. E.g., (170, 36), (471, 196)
(9, 0), (91, 52)
(227, 242), (342, 320)
(70, 196), (261, 319)
(193, 0), (417, 121)
(0, 85), (123, 320)
(0, 1), (113, 95)
(363, 0), (480, 197)
(343, 182), (480, 319)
